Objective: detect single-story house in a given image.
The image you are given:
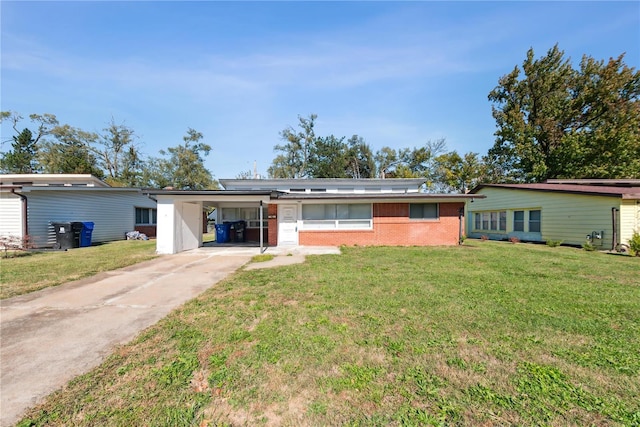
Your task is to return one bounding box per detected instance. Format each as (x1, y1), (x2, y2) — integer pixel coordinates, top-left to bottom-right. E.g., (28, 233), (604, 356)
(147, 178), (481, 254)
(467, 179), (640, 250)
(0, 174), (157, 248)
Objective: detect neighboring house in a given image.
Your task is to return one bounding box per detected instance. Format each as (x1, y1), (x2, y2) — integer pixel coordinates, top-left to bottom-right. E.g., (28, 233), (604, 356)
(0, 174), (157, 248)
(468, 180), (640, 250)
(147, 178), (480, 254)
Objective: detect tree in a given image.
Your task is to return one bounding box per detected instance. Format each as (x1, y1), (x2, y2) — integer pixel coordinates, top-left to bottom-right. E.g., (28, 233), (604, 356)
(434, 151), (487, 193)
(488, 45), (640, 182)
(143, 128), (217, 190)
(308, 135), (349, 178)
(94, 118), (145, 186)
(1, 128), (38, 173)
(38, 124), (103, 177)
(346, 135), (376, 178)
(268, 114), (317, 178)
(1, 112), (59, 173)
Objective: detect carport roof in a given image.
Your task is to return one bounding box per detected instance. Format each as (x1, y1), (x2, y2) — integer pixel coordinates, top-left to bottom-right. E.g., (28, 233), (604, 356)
(144, 189), (275, 196)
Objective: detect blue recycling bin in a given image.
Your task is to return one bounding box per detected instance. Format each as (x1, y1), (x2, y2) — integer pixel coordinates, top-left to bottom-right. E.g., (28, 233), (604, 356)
(79, 222), (94, 247)
(215, 223), (231, 243)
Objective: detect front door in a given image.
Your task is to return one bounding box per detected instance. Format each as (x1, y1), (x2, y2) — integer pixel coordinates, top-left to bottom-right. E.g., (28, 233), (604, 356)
(278, 204), (298, 246)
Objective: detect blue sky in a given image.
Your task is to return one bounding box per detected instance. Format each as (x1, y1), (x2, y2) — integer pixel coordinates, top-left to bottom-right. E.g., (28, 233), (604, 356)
(2, 1), (638, 180)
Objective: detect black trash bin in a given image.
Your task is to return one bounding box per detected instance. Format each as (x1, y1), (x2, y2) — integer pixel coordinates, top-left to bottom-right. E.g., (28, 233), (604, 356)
(52, 222), (83, 250)
(233, 220), (247, 243)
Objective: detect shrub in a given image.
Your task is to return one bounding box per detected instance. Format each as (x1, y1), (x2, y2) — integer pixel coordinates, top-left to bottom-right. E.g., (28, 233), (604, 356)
(582, 241), (596, 252)
(546, 239), (563, 247)
(480, 235), (489, 241)
(628, 230), (640, 257)
(509, 236), (520, 244)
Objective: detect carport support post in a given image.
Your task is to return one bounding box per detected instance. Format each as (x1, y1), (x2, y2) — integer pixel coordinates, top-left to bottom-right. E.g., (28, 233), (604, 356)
(259, 200), (265, 253)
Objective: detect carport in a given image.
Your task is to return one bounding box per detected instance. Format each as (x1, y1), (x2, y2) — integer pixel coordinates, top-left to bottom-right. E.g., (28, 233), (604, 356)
(147, 189), (273, 254)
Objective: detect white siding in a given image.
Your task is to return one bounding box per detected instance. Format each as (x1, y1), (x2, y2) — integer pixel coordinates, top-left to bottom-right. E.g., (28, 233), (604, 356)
(0, 192), (23, 238)
(620, 200), (640, 246)
(469, 187), (623, 248)
(26, 190), (156, 248)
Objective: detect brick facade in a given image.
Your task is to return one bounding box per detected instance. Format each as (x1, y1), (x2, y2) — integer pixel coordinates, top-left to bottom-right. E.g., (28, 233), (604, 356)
(134, 225), (157, 238)
(268, 203), (278, 246)
(298, 202), (464, 246)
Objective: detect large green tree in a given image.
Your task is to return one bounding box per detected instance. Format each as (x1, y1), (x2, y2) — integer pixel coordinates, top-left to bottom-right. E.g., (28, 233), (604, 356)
(1, 112), (59, 173)
(434, 151), (487, 193)
(142, 128), (217, 190)
(488, 45), (640, 182)
(39, 124), (103, 177)
(93, 118), (145, 187)
(268, 114), (317, 179)
(346, 135), (376, 179)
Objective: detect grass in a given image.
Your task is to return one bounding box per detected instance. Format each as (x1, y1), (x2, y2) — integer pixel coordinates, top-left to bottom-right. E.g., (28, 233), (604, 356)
(17, 241), (640, 426)
(251, 254), (275, 263)
(0, 240), (157, 299)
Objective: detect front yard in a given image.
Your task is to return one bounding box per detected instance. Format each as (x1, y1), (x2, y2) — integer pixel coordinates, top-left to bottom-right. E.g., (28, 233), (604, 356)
(0, 240), (157, 299)
(17, 241), (640, 426)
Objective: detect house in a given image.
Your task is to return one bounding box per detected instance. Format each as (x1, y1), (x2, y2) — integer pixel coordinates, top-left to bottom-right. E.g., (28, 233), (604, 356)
(467, 179), (640, 250)
(0, 174), (157, 248)
(147, 178), (480, 254)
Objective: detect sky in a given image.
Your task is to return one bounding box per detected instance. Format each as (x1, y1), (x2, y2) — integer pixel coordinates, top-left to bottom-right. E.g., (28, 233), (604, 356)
(1, 1), (639, 181)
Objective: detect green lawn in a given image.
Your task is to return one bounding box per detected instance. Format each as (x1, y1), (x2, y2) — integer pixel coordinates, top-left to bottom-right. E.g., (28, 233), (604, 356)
(17, 242), (640, 426)
(0, 240), (157, 299)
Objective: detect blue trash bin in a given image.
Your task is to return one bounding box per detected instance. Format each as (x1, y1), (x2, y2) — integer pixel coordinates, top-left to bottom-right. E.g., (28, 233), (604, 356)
(79, 222), (94, 247)
(215, 223), (231, 243)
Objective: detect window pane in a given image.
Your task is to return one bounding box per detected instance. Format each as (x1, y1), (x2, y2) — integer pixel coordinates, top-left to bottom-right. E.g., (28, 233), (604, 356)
(221, 208), (238, 221)
(348, 204), (371, 219)
(499, 211), (506, 231)
(135, 208), (143, 224)
(324, 204), (337, 219)
(514, 211), (524, 232)
(482, 213), (489, 229)
(336, 204), (350, 219)
(302, 205), (325, 220)
(529, 210), (541, 232)
(151, 209), (157, 224)
(475, 213), (481, 230)
(490, 212), (498, 230)
(409, 203), (438, 219)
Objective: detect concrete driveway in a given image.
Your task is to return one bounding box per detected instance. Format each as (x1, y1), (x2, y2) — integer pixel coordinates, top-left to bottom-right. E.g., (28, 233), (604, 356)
(0, 245), (340, 426)
(0, 248), (255, 426)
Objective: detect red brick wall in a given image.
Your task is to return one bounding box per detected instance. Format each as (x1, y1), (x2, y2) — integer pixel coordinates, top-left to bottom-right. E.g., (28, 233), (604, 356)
(134, 225), (157, 238)
(245, 227), (269, 242)
(298, 202), (464, 246)
(268, 204), (278, 246)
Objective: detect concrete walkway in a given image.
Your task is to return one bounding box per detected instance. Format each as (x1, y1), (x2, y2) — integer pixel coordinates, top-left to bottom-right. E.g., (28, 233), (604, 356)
(0, 245), (339, 426)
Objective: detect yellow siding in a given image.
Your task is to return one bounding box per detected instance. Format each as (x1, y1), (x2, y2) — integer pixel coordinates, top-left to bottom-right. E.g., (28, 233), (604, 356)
(620, 200), (640, 246)
(469, 187), (623, 248)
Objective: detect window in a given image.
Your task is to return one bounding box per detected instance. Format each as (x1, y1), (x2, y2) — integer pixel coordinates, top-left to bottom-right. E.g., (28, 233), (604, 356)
(135, 207), (157, 225)
(474, 210), (506, 232)
(301, 204), (372, 230)
(220, 207), (267, 228)
(529, 210), (541, 233)
(499, 211), (507, 231)
(513, 211), (524, 231)
(490, 212), (498, 230)
(409, 203), (439, 219)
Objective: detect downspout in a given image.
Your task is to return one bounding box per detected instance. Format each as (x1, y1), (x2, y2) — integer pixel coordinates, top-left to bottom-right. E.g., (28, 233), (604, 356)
(611, 207), (619, 251)
(458, 207), (465, 245)
(11, 188), (28, 239)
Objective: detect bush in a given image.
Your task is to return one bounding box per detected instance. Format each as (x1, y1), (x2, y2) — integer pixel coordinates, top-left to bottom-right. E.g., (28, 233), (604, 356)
(629, 230), (640, 257)
(582, 241), (596, 252)
(546, 239), (563, 247)
(480, 235), (489, 241)
(509, 236), (520, 244)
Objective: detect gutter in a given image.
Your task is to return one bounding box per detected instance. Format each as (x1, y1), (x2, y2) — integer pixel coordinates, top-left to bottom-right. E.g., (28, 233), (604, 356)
(10, 188), (28, 237)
